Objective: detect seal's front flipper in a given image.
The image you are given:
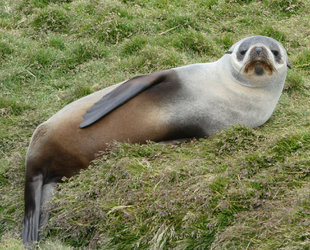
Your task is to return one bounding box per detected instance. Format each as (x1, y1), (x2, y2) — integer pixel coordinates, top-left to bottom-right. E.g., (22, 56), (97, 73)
(80, 71), (169, 128)
(158, 138), (192, 145)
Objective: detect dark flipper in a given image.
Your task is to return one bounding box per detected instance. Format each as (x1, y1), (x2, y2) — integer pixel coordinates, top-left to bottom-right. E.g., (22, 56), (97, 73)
(22, 173), (57, 246)
(158, 138), (192, 145)
(22, 174), (43, 245)
(80, 71), (170, 128)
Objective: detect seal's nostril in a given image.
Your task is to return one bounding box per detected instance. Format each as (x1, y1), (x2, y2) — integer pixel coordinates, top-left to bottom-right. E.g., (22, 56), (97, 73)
(256, 47), (262, 55)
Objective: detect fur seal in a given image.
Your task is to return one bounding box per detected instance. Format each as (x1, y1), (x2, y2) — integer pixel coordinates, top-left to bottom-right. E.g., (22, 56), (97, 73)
(22, 35), (289, 245)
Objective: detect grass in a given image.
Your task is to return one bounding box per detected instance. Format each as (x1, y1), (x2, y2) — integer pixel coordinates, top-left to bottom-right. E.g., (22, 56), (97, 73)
(0, 0), (310, 249)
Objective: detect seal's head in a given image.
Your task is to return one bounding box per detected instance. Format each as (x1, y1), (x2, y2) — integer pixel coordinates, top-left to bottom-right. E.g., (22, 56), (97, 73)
(225, 35), (290, 87)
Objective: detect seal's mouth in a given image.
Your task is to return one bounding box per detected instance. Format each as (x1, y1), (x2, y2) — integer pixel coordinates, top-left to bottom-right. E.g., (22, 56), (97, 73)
(244, 59), (274, 76)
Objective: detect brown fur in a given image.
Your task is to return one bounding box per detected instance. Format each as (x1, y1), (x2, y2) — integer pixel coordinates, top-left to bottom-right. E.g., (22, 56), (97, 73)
(22, 71), (185, 245)
(244, 60), (274, 75)
(30, 124), (48, 145)
(26, 71), (182, 181)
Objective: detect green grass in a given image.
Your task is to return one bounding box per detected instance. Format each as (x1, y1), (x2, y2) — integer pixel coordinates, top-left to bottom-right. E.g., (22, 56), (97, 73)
(0, 0), (309, 249)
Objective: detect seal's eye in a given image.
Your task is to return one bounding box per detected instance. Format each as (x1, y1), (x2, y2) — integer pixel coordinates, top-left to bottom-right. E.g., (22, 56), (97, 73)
(240, 50), (247, 56)
(272, 50), (279, 57)
(237, 48), (249, 61)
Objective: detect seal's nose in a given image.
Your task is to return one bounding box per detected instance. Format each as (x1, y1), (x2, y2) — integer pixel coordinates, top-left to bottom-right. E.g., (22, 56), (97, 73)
(256, 47), (262, 55)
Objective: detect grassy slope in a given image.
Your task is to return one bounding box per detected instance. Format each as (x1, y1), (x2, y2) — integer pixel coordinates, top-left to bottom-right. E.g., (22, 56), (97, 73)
(0, 0), (309, 249)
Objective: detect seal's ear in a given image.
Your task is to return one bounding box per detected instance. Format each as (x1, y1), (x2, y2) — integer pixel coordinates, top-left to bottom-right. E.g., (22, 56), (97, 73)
(287, 63), (291, 69)
(225, 51), (233, 54)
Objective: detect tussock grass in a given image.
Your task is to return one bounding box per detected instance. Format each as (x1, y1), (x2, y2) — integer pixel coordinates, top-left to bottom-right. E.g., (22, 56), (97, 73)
(45, 126), (309, 249)
(0, 0), (309, 248)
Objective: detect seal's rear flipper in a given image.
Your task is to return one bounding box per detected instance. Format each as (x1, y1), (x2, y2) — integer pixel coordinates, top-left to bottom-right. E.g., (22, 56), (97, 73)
(22, 174), (43, 245)
(80, 71), (170, 128)
(39, 182), (57, 234)
(22, 173), (57, 246)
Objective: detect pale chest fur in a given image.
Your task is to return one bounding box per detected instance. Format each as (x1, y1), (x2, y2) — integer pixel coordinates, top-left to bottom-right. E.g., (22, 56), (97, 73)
(170, 62), (283, 135)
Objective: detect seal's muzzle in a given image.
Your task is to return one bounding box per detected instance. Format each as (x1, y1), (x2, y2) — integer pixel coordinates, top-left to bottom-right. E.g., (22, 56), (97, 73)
(244, 46), (275, 76)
